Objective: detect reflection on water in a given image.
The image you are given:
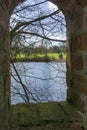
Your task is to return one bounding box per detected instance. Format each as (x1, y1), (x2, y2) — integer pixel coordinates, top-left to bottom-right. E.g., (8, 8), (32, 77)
(11, 62), (67, 104)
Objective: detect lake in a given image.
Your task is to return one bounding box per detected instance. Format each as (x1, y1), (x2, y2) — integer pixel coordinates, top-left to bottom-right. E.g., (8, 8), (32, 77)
(11, 62), (67, 104)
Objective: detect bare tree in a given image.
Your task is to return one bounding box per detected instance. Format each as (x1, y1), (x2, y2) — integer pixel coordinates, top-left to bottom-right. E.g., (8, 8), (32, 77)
(10, 0), (66, 104)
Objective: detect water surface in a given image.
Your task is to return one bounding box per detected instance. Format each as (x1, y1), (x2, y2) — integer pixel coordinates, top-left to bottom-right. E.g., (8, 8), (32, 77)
(11, 62), (67, 104)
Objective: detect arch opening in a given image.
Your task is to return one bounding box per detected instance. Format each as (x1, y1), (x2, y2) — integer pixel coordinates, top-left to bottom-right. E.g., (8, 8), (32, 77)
(1, 0), (87, 129)
(10, 0), (67, 104)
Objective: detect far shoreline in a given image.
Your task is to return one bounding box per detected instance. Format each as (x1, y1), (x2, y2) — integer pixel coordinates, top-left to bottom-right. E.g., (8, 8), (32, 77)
(11, 58), (66, 63)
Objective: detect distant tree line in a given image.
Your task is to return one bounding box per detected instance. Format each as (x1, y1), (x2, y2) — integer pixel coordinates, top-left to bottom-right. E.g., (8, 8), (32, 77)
(11, 43), (66, 57)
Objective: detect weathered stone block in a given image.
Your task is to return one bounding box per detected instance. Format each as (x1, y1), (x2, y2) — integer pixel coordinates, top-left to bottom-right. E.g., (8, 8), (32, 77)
(67, 87), (83, 111)
(67, 87), (87, 113)
(80, 94), (87, 113)
(78, 32), (87, 49)
(74, 32), (87, 52)
(71, 55), (83, 70)
(73, 75), (87, 94)
(67, 73), (87, 113)
(69, 32), (87, 53)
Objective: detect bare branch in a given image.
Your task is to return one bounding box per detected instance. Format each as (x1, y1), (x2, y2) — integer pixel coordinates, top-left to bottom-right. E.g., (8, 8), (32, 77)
(16, 31), (66, 43)
(10, 9), (60, 36)
(14, 0), (48, 13)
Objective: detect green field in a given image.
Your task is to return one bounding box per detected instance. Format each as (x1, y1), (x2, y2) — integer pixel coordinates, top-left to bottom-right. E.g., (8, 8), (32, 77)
(11, 53), (66, 62)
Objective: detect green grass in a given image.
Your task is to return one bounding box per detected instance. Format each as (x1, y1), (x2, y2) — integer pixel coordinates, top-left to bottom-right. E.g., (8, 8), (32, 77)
(48, 53), (66, 59)
(11, 52), (66, 62)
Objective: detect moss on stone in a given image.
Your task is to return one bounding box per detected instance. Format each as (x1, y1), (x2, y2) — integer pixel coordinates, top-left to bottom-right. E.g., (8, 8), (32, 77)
(10, 101), (82, 130)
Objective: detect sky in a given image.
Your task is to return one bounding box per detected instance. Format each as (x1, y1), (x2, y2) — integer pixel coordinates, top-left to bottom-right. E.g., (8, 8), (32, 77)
(48, 2), (58, 11)
(11, 0), (66, 46)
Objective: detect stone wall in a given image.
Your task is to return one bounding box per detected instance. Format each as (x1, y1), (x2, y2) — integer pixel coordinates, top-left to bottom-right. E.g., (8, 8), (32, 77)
(11, 102), (82, 130)
(52, 0), (87, 129)
(66, 4), (87, 113)
(52, 0), (87, 112)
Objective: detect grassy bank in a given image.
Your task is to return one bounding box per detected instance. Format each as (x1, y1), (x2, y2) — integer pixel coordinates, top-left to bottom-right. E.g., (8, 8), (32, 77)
(11, 53), (66, 62)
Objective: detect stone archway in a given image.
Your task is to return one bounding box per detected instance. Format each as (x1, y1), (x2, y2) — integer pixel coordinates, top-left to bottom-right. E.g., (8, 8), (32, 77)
(54, 0), (87, 112)
(53, 1), (87, 129)
(1, 0), (87, 129)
